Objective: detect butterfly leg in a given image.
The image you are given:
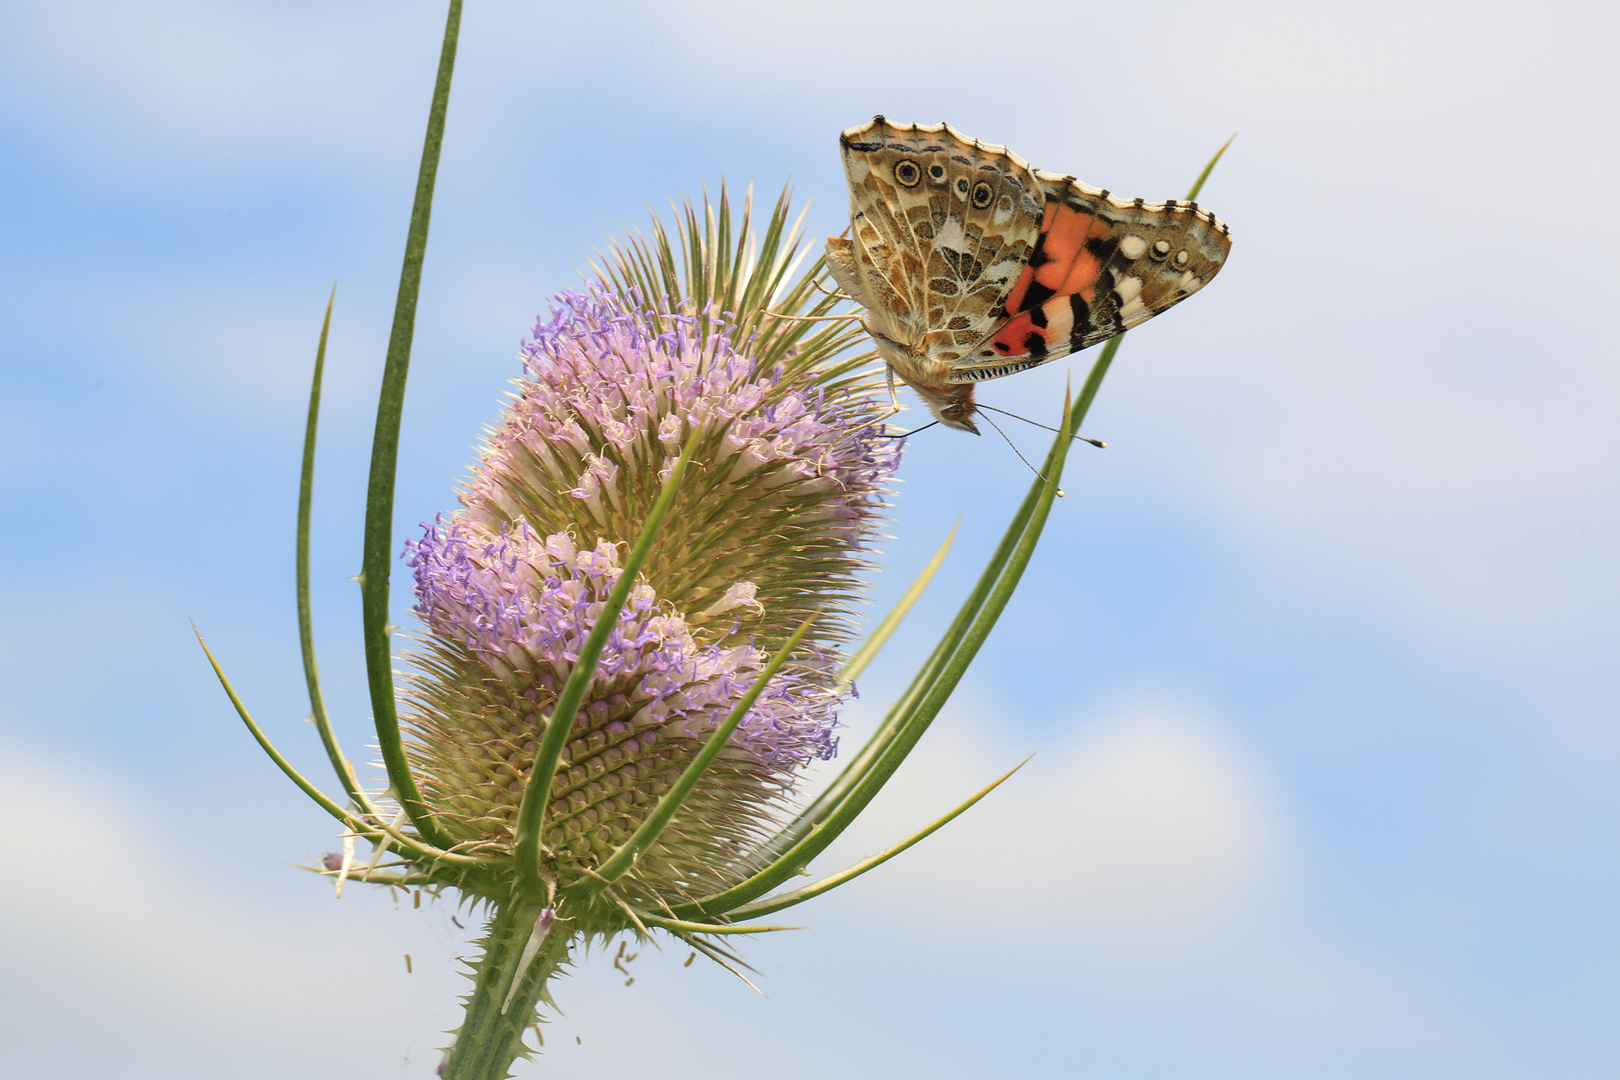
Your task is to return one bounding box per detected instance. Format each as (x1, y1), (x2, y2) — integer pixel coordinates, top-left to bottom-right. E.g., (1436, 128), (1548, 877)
(763, 310), (863, 324)
(807, 275), (854, 301)
(856, 405), (904, 438)
(850, 366), (904, 436)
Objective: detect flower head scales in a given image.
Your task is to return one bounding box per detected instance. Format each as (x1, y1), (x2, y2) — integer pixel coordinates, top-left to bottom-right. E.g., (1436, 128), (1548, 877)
(400, 282), (895, 908)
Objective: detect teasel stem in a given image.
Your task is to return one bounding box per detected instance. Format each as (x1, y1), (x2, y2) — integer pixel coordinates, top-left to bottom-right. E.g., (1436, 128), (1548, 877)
(442, 895), (569, 1080)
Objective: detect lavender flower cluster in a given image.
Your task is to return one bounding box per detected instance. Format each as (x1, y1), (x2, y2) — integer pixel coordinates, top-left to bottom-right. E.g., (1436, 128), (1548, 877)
(396, 285), (893, 880)
(405, 522), (839, 768)
(462, 288), (895, 555)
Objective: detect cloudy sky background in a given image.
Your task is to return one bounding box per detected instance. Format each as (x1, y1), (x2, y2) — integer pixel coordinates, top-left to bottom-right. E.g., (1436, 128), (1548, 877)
(2, 1), (1617, 1076)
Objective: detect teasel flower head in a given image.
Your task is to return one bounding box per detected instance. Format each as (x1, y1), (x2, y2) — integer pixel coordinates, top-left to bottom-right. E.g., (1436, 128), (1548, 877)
(200, 182), (1077, 1080)
(397, 191), (897, 921)
(354, 190), (894, 932)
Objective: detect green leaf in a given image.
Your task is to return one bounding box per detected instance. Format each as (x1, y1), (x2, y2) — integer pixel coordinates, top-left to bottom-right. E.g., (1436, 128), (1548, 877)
(1186, 134), (1236, 202)
(667, 387), (1077, 919)
(836, 521), (958, 692)
(512, 440), (697, 899)
(728, 756), (1031, 919)
(745, 522), (960, 869)
(196, 623), (355, 827)
(296, 286), (375, 816)
(637, 914), (804, 936)
(195, 625), (491, 871)
(358, 0), (462, 850)
(562, 615), (820, 903)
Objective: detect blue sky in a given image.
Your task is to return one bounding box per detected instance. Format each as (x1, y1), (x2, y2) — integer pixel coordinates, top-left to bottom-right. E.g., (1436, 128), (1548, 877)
(2, 1), (1617, 1076)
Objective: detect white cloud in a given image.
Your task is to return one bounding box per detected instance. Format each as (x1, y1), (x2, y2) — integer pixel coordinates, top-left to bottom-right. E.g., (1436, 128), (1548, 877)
(815, 697), (1284, 958)
(0, 743), (470, 1075)
(13, 0), (1614, 650)
(1092, 288), (1620, 643)
(1, 1), (432, 171)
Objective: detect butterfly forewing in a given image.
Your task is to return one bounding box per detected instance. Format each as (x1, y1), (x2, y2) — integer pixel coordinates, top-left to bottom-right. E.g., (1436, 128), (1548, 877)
(832, 120), (1044, 362)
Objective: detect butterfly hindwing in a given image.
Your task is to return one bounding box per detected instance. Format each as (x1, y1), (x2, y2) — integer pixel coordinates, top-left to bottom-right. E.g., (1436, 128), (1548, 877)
(948, 175), (1232, 381)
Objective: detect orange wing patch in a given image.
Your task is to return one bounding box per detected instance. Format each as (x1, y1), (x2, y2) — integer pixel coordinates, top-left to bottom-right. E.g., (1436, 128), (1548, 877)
(1003, 204), (1105, 312)
(986, 204), (1116, 360)
(1045, 205), (1110, 300)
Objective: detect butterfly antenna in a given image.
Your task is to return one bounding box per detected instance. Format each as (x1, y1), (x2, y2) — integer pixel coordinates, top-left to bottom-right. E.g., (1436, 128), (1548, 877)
(979, 413), (1065, 498)
(874, 419), (939, 440)
(979, 404), (1106, 449)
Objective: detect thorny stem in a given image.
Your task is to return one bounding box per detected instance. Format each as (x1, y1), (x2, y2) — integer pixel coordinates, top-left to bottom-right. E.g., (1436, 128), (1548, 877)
(442, 896), (572, 1080)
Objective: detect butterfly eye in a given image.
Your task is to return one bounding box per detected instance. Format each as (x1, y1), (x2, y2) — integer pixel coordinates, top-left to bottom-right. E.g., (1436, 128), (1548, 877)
(955, 178), (969, 195)
(971, 181), (995, 208)
(928, 163), (947, 182)
(894, 160), (922, 187)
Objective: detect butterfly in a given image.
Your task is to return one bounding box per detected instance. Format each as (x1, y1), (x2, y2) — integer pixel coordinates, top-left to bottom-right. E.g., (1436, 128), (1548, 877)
(825, 116), (1232, 433)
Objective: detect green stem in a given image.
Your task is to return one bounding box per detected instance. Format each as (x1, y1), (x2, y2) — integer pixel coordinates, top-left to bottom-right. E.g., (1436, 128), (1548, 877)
(442, 896), (573, 1080)
(360, 0), (461, 848)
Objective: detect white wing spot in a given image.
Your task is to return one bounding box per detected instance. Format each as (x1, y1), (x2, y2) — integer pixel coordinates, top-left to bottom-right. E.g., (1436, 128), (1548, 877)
(1178, 270), (1201, 292)
(1114, 276), (1143, 304)
(1118, 234), (1147, 259)
(1174, 250), (1190, 267)
(936, 216), (967, 251)
(1119, 296), (1148, 322)
(1152, 239), (1172, 256)
(983, 257), (1025, 285)
(1041, 295), (1075, 342)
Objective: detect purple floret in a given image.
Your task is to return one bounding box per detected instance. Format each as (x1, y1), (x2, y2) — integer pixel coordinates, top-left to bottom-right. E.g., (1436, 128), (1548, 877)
(404, 520), (839, 766)
(461, 287), (898, 546)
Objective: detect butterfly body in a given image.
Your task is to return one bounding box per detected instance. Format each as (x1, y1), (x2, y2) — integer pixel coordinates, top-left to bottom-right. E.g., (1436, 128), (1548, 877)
(825, 117), (1232, 433)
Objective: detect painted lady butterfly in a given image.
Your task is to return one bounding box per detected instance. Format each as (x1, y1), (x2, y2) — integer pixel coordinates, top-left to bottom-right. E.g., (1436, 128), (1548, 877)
(825, 116), (1232, 433)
